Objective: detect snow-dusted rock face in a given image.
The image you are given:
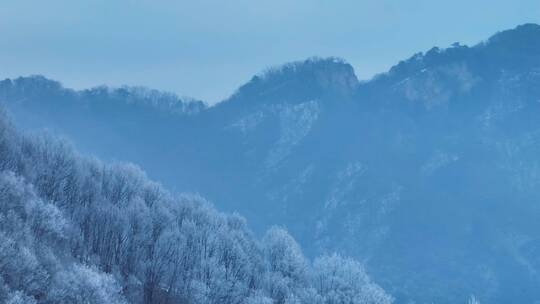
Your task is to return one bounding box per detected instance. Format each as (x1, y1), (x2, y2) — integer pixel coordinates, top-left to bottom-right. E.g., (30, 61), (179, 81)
(3, 24), (540, 304)
(230, 100), (321, 168)
(231, 110), (266, 135)
(397, 63), (479, 108)
(265, 100), (320, 168)
(324, 162), (365, 210)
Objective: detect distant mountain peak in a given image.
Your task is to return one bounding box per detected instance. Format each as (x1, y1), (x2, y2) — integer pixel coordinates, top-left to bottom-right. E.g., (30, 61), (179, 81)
(375, 23), (540, 93)
(0, 75), (206, 115)
(257, 57), (358, 88)
(486, 23), (540, 46)
(82, 85), (207, 114)
(0, 75), (63, 95)
(228, 57), (359, 105)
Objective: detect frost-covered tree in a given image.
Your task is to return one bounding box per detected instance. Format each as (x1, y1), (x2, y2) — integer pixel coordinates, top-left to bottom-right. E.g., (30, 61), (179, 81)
(468, 295), (481, 304)
(263, 227), (308, 304)
(313, 254), (393, 304)
(47, 265), (126, 304)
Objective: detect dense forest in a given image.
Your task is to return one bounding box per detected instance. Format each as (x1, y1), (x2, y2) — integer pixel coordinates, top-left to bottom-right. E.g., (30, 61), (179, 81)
(0, 107), (392, 303)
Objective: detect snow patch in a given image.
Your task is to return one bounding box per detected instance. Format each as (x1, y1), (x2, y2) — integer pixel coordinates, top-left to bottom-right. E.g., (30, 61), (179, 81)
(421, 151), (460, 176)
(324, 162), (366, 210)
(230, 111), (266, 134)
(265, 100), (320, 168)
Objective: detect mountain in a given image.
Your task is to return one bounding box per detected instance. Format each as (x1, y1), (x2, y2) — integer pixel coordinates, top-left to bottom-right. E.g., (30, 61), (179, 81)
(2, 24), (540, 303)
(0, 105), (391, 303)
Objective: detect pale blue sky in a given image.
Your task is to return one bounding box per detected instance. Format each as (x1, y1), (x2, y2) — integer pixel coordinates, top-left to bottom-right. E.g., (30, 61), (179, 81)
(1, 0), (539, 104)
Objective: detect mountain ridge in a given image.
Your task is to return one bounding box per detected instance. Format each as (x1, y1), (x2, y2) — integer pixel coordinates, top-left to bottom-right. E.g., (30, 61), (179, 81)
(2, 23), (540, 303)
(0, 75), (207, 115)
(4, 23), (538, 113)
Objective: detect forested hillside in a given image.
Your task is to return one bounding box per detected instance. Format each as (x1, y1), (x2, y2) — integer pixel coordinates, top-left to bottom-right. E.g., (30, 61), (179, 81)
(0, 108), (392, 304)
(2, 24), (540, 303)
